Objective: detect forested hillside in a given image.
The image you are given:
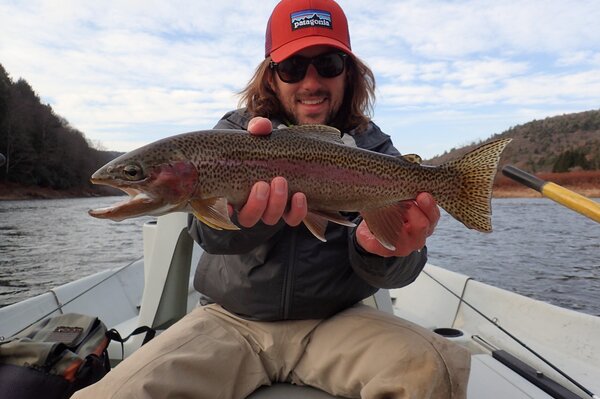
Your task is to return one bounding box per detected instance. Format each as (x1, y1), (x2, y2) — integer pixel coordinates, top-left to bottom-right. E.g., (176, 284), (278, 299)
(0, 64), (118, 192)
(428, 109), (600, 173)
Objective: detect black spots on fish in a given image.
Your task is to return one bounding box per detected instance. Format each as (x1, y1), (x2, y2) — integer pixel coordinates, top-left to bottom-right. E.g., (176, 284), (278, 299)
(177, 138), (196, 158)
(434, 139), (512, 232)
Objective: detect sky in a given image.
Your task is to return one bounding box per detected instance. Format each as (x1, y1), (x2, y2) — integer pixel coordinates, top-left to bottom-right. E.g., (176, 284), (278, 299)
(1, 0), (599, 159)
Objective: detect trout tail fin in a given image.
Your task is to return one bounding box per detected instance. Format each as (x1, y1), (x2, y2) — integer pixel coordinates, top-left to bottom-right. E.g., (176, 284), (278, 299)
(436, 138), (512, 232)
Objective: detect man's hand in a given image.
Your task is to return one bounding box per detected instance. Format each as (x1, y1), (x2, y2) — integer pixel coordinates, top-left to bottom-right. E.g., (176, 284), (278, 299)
(355, 192), (440, 257)
(235, 117), (308, 228)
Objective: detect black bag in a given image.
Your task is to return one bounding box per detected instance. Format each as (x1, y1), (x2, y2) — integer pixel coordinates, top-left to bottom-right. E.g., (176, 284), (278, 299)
(0, 313), (111, 399)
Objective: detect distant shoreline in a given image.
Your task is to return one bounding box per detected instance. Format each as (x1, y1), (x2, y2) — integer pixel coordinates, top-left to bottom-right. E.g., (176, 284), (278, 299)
(493, 170), (600, 199)
(0, 181), (118, 200)
(493, 186), (600, 199)
(1, 171), (599, 201)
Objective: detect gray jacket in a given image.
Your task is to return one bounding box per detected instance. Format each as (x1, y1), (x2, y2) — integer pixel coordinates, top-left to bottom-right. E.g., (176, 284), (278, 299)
(188, 109), (427, 321)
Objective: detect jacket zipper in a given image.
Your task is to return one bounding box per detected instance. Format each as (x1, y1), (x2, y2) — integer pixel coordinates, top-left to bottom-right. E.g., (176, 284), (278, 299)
(281, 228), (298, 320)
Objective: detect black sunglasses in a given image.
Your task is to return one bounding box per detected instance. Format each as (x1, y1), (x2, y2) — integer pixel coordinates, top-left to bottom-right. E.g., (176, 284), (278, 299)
(269, 52), (348, 84)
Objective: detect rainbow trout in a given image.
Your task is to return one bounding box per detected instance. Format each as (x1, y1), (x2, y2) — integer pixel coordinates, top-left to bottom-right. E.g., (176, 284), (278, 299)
(89, 125), (511, 250)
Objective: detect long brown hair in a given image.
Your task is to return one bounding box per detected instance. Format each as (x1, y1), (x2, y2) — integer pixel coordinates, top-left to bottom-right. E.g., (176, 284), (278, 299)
(238, 53), (376, 133)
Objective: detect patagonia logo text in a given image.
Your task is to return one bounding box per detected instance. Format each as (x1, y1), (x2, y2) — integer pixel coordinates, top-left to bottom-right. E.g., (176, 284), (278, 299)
(291, 9), (332, 31)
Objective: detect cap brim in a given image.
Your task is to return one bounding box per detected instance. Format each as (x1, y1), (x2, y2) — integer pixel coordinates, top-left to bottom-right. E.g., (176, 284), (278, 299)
(270, 36), (352, 62)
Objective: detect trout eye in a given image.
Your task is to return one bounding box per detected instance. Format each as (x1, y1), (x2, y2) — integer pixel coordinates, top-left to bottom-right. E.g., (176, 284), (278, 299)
(122, 164), (144, 181)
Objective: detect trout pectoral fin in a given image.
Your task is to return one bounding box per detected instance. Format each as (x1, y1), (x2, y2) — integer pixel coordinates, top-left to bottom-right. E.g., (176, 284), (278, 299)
(360, 203), (412, 251)
(190, 197), (240, 231)
(302, 211), (356, 242)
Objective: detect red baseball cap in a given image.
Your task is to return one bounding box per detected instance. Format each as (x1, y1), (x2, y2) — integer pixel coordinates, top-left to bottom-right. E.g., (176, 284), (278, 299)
(265, 0), (352, 62)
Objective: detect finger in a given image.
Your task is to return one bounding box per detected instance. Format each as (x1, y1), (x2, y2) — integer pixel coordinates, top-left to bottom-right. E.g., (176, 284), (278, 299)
(404, 221), (427, 251)
(238, 181), (270, 227)
(248, 117), (273, 136)
(403, 205), (430, 244)
(283, 192), (307, 227)
(262, 177), (289, 225)
(413, 193), (439, 236)
(379, 203), (427, 255)
(415, 193), (440, 226)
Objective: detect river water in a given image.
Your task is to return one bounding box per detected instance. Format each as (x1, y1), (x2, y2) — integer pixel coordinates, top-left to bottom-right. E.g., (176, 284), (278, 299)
(1, 197), (599, 316)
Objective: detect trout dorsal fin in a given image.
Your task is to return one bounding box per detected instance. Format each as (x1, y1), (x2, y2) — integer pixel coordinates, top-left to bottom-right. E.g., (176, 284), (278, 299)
(279, 125), (344, 145)
(401, 154), (423, 164)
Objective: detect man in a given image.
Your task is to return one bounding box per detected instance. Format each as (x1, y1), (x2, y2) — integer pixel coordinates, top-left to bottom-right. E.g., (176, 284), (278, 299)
(73, 0), (470, 398)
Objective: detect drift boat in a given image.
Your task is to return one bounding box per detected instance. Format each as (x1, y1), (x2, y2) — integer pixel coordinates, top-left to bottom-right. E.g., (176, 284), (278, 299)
(1, 210), (598, 399)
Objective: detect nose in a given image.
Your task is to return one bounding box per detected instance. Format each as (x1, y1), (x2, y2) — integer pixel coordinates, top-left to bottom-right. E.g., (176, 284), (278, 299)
(299, 64), (322, 89)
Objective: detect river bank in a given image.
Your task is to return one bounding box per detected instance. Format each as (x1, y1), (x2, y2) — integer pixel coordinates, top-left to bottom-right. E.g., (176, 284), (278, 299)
(0, 181), (120, 200)
(1, 170), (599, 200)
(493, 170), (600, 198)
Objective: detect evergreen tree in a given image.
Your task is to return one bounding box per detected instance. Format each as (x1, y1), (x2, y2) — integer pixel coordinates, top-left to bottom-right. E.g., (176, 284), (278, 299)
(0, 62), (120, 191)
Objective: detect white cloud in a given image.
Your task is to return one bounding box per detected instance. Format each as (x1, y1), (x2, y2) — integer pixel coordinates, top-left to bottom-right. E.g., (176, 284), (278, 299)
(1, 0), (599, 158)
(448, 59), (530, 88)
(347, 0), (600, 58)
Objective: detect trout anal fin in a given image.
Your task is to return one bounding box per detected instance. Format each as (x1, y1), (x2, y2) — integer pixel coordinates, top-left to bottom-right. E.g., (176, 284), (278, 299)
(360, 203), (412, 251)
(190, 197), (240, 231)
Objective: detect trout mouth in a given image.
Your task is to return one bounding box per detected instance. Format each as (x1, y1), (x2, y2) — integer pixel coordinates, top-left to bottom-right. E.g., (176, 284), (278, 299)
(88, 188), (169, 221)
(88, 159), (199, 222)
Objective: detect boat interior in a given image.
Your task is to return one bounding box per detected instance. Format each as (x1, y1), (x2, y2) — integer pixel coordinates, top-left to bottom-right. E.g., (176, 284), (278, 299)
(1, 213), (598, 398)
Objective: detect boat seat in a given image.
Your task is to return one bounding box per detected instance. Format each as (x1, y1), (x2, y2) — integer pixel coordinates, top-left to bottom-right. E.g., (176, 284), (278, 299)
(245, 290), (394, 398)
(247, 383), (345, 398)
(247, 353), (562, 399)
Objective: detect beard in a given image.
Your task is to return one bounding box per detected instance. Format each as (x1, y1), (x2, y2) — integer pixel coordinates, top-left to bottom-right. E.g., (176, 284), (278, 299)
(285, 108), (338, 126)
(277, 88), (341, 126)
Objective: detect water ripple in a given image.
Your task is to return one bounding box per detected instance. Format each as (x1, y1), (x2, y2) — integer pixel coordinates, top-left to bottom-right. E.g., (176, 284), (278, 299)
(422, 198), (600, 317)
(1, 197), (599, 317)
(0, 197), (153, 306)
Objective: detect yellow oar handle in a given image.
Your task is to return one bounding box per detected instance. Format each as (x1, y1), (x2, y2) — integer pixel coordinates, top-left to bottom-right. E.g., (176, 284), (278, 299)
(502, 165), (600, 223)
